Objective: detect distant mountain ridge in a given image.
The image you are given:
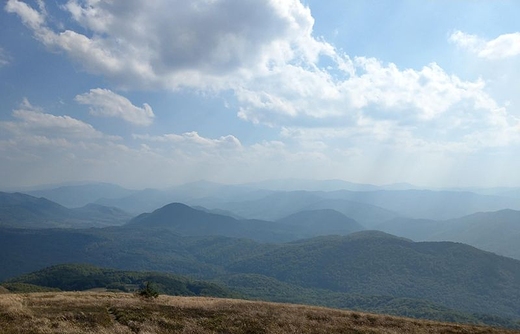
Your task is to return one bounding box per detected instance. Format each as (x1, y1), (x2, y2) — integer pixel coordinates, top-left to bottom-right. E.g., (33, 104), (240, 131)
(319, 189), (520, 220)
(0, 191), (131, 228)
(127, 202), (294, 242)
(126, 203), (365, 242)
(17, 180), (520, 224)
(201, 191), (399, 227)
(26, 182), (136, 208)
(376, 209), (520, 260)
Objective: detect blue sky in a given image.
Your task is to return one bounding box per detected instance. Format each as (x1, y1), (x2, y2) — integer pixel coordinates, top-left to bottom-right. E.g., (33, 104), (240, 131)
(1, 0), (520, 189)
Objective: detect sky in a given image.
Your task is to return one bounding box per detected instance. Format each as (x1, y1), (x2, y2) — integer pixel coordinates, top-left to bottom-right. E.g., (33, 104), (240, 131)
(1, 0), (520, 189)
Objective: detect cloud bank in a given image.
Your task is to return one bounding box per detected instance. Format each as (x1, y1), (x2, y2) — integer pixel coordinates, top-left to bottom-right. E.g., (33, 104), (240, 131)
(4, 0), (520, 187)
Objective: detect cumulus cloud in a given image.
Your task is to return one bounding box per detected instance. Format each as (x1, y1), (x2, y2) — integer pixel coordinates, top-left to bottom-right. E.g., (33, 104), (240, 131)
(134, 132), (242, 152)
(6, 0), (520, 159)
(0, 99), (126, 185)
(5, 0), (45, 30)
(236, 56), (520, 153)
(75, 89), (154, 126)
(0, 98), (115, 140)
(449, 30), (520, 60)
(237, 58), (497, 124)
(5, 0), (332, 90)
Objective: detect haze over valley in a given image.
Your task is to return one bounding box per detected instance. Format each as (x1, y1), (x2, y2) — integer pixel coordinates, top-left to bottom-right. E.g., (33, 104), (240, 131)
(1, 180), (520, 330)
(2, 0), (520, 332)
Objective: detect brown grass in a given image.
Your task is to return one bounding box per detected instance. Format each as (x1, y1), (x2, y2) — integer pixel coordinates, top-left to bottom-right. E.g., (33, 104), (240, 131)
(0, 292), (518, 334)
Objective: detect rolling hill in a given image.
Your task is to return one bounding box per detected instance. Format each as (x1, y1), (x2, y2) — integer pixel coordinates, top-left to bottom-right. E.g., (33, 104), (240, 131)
(127, 203), (367, 242)
(0, 192), (131, 228)
(376, 209), (520, 260)
(126, 202), (296, 242)
(228, 231), (520, 319)
(1, 225), (520, 324)
(2, 263), (235, 298)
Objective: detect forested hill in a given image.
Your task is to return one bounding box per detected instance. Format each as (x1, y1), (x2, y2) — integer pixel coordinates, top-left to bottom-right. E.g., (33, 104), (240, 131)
(3, 263), (520, 329)
(2, 263), (234, 298)
(1, 226), (520, 326)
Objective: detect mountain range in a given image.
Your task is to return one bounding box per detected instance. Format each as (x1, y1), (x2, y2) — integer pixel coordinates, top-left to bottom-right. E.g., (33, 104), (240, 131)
(20, 181), (520, 222)
(377, 209), (520, 260)
(1, 222), (520, 323)
(4, 188), (520, 260)
(0, 192), (131, 228)
(3, 180), (520, 328)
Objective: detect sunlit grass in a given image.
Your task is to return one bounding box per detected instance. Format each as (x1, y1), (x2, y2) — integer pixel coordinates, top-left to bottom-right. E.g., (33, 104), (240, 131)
(0, 291), (517, 333)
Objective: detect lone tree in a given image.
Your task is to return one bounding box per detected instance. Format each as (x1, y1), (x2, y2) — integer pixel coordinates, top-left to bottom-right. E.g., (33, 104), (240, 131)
(138, 281), (159, 299)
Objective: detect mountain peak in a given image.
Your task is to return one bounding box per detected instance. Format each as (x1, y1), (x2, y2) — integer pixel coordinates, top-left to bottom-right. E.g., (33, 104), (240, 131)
(126, 202), (237, 230)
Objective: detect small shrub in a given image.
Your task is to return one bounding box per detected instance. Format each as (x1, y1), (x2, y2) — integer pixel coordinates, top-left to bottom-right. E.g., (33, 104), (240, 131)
(138, 282), (159, 299)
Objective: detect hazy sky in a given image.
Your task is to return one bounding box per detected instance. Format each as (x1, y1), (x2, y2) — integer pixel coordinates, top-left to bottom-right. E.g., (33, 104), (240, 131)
(1, 0), (520, 188)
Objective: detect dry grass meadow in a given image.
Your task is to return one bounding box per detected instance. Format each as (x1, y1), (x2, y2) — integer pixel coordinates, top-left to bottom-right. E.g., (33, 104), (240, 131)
(0, 291), (518, 334)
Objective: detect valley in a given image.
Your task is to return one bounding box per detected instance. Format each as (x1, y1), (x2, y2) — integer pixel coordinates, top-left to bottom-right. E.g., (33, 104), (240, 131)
(2, 180), (520, 331)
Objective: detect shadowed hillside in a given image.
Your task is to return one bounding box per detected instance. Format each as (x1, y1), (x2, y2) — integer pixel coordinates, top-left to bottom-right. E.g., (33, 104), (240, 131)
(2, 227), (520, 326)
(228, 231), (520, 319)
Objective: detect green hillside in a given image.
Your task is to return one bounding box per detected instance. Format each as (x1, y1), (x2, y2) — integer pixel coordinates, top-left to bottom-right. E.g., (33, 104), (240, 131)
(3, 264), (520, 329)
(2, 226), (520, 328)
(227, 231), (520, 318)
(3, 264), (235, 298)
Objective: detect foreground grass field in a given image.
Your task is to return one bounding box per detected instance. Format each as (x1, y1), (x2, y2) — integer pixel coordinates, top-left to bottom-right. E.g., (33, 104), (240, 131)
(0, 292), (518, 334)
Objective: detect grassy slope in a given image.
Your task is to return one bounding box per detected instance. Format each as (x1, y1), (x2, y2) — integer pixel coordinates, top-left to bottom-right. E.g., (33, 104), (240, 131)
(1, 292), (519, 334)
(4, 263), (519, 329)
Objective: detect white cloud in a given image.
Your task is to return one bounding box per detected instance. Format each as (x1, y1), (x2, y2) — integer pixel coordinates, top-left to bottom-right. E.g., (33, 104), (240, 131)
(449, 30), (520, 60)
(6, 0), (520, 185)
(236, 55), (520, 154)
(7, 0), (504, 140)
(75, 89), (154, 126)
(0, 99), (131, 186)
(5, 0), (45, 30)
(237, 58), (496, 123)
(5, 0), (332, 90)
(0, 98), (115, 140)
(134, 132), (242, 151)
